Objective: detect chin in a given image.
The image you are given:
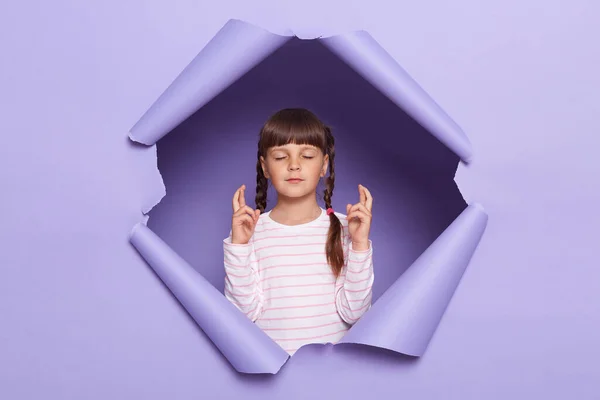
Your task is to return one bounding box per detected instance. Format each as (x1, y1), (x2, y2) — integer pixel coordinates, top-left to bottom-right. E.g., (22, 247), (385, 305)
(276, 185), (317, 197)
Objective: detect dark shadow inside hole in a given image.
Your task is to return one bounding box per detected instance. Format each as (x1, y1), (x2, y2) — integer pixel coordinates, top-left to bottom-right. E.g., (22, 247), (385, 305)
(147, 37), (467, 308)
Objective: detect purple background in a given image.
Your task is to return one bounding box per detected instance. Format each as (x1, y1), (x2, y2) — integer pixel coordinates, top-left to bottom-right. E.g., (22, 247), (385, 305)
(2, 1), (599, 399)
(149, 37), (466, 301)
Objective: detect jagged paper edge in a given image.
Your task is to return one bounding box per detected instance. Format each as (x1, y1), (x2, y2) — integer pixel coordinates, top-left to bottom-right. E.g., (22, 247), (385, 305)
(126, 17), (485, 374)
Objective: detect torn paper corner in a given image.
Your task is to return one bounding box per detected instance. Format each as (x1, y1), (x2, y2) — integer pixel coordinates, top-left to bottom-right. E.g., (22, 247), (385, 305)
(470, 201), (486, 214)
(338, 203), (488, 357)
(128, 129), (152, 147)
(127, 18), (293, 146)
(129, 223), (290, 374)
(318, 30), (473, 163)
(129, 221), (146, 241)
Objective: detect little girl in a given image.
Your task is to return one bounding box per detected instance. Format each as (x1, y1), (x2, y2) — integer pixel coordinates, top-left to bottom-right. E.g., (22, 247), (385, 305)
(222, 108), (374, 356)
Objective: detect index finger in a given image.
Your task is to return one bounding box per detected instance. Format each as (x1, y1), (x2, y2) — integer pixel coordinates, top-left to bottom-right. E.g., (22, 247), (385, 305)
(239, 185), (247, 208)
(363, 185), (373, 212)
(358, 184), (366, 206)
(232, 185), (244, 212)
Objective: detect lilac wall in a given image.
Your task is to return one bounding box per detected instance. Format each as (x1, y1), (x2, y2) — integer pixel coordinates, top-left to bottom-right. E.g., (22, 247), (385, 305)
(2, 1), (599, 399)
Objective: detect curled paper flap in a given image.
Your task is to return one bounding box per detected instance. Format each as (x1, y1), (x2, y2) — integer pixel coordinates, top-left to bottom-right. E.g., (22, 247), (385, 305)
(129, 19), (292, 145)
(339, 203), (488, 356)
(319, 32), (473, 163)
(129, 18), (472, 164)
(129, 223), (290, 374)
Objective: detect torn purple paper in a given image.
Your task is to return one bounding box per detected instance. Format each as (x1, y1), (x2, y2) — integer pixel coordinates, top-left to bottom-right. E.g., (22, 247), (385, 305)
(319, 33), (473, 163)
(128, 18), (487, 374)
(129, 19), (292, 146)
(129, 223), (290, 374)
(128, 18), (472, 164)
(339, 203), (488, 355)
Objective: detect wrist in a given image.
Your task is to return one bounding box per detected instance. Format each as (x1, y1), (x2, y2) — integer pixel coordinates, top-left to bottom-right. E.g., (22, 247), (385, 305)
(230, 235), (249, 245)
(351, 240), (370, 251)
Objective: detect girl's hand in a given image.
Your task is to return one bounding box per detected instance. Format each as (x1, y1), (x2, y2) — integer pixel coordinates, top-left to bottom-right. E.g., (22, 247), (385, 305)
(231, 184), (261, 244)
(346, 184), (373, 250)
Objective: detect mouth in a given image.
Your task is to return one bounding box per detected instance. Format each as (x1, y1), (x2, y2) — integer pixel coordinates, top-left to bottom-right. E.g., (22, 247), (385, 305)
(286, 179), (303, 183)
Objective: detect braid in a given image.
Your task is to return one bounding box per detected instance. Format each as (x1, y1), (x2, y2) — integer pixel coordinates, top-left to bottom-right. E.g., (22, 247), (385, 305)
(255, 149), (268, 213)
(323, 126), (345, 277)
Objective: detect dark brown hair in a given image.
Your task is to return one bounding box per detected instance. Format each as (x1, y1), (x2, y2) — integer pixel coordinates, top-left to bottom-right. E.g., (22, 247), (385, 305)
(255, 108), (344, 277)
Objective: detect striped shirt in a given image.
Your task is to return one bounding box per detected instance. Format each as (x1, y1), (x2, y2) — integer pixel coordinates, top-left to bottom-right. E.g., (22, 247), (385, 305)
(223, 207), (374, 355)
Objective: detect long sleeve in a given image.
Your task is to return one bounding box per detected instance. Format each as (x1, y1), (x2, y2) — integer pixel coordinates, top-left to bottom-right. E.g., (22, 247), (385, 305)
(334, 232), (374, 325)
(223, 231), (263, 322)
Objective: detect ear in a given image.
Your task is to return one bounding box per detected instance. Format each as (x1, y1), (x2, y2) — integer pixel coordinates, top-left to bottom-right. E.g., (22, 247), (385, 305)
(260, 155), (270, 179)
(320, 154), (329, 177)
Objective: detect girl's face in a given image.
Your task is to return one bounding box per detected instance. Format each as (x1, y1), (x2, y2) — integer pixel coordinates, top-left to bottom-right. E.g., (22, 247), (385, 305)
(260, 143), (329, 200)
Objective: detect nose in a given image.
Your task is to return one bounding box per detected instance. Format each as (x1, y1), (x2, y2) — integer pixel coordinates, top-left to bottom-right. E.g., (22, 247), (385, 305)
(288, 156), (301, 171)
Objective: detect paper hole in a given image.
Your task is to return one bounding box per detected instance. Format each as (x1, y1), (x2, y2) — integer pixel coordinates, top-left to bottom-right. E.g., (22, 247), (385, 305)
(128, 22), (487, 373)
(146, 36), (467, 308)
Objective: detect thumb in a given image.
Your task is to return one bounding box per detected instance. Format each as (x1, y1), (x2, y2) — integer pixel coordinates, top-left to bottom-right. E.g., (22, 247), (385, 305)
(346, 204), (351, 214)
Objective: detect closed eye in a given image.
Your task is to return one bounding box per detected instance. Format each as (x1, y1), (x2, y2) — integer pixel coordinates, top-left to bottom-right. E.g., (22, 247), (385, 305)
(274, 156), (314, 160)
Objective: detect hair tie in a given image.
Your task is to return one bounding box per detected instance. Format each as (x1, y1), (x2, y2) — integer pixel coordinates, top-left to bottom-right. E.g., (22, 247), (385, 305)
(326, 207), (334, 215)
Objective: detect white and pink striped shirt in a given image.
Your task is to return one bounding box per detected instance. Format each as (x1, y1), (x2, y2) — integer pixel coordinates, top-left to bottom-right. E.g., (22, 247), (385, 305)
(223, 207), (374, 355)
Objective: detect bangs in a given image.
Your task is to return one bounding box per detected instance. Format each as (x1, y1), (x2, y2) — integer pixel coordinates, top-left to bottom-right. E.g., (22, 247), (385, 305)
(259, 109), (327, 153)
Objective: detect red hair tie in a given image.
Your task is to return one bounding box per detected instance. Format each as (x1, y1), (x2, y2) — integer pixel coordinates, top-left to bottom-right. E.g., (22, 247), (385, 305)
(326, 207), (334, 215)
